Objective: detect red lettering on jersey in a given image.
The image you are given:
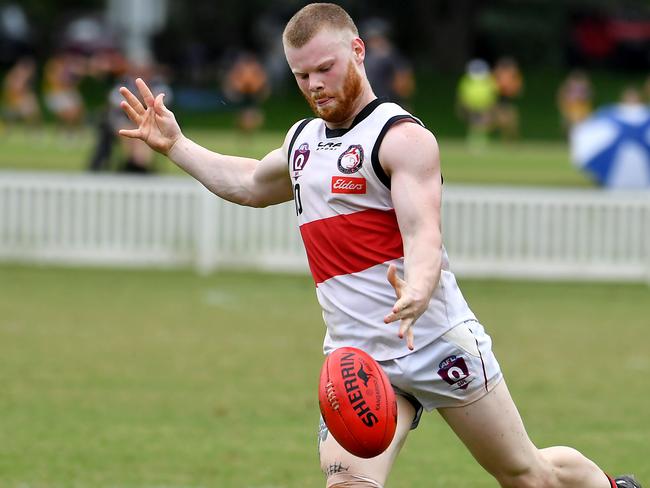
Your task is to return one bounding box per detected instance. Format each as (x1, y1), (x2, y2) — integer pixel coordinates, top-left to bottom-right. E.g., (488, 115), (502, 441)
(331, 177), (366, 194)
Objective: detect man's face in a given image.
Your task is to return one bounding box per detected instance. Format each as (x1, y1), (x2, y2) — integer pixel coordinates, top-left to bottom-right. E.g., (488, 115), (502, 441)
(285, 28), (363, 124)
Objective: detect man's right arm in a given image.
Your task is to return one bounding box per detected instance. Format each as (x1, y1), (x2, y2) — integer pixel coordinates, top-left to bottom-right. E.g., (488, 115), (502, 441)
(167, 134), (294, 208)
(119, 77), (295, 208)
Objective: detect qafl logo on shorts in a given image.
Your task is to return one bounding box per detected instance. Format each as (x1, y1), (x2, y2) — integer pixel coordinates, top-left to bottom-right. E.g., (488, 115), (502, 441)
(437, 355), (473, 391)
(337, 144), (364, 174)
(292, 143), (310, 179)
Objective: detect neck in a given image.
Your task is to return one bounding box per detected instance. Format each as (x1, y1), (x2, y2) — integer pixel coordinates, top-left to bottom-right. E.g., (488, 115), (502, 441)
(325, 81), (376, 130)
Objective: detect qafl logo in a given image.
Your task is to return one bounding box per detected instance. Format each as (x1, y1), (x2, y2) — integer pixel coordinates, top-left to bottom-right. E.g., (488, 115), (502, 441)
(337, 144), (364, 174)
(292, 143), (310, 179)
(437, 355), (473, 391)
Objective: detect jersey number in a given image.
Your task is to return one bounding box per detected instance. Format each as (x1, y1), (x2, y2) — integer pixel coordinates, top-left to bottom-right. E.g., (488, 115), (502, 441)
(294, 183), (303, 215)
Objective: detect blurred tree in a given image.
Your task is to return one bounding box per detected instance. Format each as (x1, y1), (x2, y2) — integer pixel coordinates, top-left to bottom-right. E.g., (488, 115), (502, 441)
(411, 0), (483, 72)
(11, 0), (649, 73)
(2, 0), (103, 60)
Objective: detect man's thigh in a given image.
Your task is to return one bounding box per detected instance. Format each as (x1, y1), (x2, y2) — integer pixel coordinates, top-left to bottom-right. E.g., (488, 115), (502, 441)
(437, 379), (541, 478)
(319, 395), (416, 487)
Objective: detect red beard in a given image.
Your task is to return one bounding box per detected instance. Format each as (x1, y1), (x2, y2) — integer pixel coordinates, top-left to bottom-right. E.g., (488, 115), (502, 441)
(303, 60), (362, 124)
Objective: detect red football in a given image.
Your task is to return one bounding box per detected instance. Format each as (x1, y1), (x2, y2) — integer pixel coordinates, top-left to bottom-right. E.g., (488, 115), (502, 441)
(318, 347), (397, 458)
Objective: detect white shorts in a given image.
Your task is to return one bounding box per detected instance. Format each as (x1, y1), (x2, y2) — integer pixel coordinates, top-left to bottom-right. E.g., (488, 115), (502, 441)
(378, 320), (503, 428)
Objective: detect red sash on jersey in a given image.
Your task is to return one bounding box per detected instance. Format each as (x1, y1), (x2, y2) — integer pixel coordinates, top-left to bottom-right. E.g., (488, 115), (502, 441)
(300, 209), (404, 284)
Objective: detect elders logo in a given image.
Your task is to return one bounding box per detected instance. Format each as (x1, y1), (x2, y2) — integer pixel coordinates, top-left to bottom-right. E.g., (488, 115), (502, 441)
(331, 176), (366, 194)
(437, 355), (473, 390)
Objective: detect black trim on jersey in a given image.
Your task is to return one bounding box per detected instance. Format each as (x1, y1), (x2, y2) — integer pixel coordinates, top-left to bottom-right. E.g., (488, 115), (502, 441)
(324, 98), (388, 139)
(371, 115), (422, 189)
(287, 118), (314, 166)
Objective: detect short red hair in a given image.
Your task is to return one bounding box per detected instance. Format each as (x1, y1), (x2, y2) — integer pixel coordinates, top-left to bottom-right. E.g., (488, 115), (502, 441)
(283, 3), (358, 48)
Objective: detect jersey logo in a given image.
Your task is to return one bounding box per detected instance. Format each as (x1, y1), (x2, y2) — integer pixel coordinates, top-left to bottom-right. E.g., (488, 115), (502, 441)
(437, 355), (474, 391)
(337, 144), (364, 174)
(331, 176), (366, 194)
(317, 141), (342, 151)
(292, 143), (310, 179)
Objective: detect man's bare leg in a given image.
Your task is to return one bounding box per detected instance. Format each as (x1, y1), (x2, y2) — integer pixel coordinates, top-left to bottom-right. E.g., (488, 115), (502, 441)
(319, 395), (416, 487)
(439, 380), (611, 488)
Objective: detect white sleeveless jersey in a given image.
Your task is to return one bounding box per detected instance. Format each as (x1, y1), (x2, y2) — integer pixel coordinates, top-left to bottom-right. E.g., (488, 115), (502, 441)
(287, 99), (476, 361)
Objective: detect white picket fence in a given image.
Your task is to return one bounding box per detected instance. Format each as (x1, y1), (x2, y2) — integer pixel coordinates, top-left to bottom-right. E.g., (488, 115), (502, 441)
(1, 171), (649, 282)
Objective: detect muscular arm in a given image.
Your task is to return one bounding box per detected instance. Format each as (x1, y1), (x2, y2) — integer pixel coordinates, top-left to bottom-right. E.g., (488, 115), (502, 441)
(119, 78), (295, 208)
(380, 121), (443, 349)
(168, 130), (295, 208)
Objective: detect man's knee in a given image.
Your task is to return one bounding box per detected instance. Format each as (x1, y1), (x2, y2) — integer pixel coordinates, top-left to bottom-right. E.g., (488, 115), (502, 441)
(327, 473), (383, 488)
(495, 468), (555, 488)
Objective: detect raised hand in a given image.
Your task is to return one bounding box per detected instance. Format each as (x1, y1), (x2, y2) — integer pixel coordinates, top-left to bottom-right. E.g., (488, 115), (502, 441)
(118, 78), (182, 155)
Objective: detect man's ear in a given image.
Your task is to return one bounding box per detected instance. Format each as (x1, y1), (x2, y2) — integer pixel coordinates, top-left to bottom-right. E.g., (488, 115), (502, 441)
(352, 37), (365, 63)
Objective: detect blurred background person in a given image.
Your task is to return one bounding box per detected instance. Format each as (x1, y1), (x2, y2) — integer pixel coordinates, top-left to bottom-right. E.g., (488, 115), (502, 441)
(556, 69), (593, 135)
(456, 58), (498, 150)
(643, 75), (650, 104)
(42, 51), (87, 134)
(253, 12), (292, 94)
(88, 59), (172, 173)
(619, 85), (645, 108)
(221, 50), (270, 135)
(86, 48), (129, 172)
(1, 56), (41, 132)
(492, 56), (523, 141)
(362, 17), (415, 108)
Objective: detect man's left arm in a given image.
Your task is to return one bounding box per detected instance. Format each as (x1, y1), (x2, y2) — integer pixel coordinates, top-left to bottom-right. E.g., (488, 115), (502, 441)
(380, 122), (443, 350)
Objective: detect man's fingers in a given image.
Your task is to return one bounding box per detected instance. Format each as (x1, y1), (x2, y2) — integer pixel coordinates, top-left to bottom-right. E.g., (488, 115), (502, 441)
(392, 296), (410, 315)
(406, 327), (415, 350)
(398, 318), (415, 350)
(136, 78), (156, 107)
(387, 263), (398, 288)
(118, 128), (143, 139)
(384, 311), (416, 349)
(154, 93), (168, 116)
(385, 263), (416, 348)
(120, 101), (141, 124)
(383, 298), (410, 323)
(119, 87), (145, 115)
(398, 318), (412, 339)
(387, 263), (404, 295)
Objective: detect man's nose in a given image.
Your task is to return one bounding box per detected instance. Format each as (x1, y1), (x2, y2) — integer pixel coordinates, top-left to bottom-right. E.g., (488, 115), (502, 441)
(309, 74), (324, 92)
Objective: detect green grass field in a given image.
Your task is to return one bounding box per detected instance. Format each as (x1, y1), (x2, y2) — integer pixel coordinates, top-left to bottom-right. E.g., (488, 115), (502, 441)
(0, 93), (643, 486)
(1, 265), (648, 487)
(0, 127), (593, 187)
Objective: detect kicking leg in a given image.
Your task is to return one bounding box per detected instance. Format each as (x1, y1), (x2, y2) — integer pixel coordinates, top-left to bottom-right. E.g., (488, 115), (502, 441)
(318, 394), (415, 487)
(439, 380), (611, 488)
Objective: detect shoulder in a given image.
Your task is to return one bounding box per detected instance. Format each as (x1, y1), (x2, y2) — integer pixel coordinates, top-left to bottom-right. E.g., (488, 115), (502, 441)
(282, 118), (315, 158)
(379, 120), (439, 174)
